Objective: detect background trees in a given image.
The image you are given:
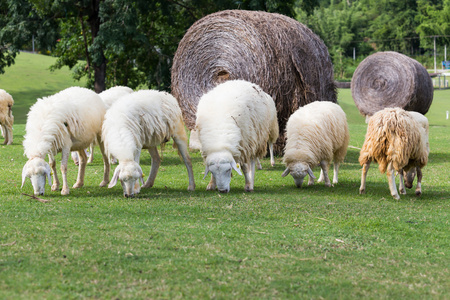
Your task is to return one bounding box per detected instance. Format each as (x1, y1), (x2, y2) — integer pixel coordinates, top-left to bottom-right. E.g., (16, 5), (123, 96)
(0, 0), (449, 90)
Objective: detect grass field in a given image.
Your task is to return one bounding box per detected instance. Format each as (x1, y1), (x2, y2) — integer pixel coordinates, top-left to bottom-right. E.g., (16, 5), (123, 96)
(0, 53), (449, 299)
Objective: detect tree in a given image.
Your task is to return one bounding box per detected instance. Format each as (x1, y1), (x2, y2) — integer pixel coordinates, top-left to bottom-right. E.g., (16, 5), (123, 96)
(0, 0), (295, 92)
(0, 0), (58, 74)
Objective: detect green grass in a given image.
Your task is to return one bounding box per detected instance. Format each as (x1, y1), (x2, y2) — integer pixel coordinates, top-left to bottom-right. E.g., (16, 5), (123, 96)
(0, 52), (86, 124)
(0, 53), (449, 299)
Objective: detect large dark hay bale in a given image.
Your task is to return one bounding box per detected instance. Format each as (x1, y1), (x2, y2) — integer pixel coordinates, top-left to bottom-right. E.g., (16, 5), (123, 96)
(171, 10), (336, 154)
(351, 51), (433, 117)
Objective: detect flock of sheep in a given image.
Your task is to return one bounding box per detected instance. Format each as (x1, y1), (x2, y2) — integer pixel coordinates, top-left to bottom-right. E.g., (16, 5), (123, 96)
(0, 78), (429, 200)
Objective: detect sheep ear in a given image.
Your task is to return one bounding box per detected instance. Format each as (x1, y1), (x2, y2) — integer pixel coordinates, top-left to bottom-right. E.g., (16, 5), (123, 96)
(281, 167), (290, 177)
(45, 164), (52, 186)
(307, 167), (316, 180)
(108, 166), (121, 188)
(21, 165), (29, 188)
(231, 160), (242, 176)
(203, 165), (210, 180)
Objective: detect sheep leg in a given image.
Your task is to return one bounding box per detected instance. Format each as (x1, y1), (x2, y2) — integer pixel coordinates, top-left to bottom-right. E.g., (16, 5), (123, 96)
(333, 162), (340, 184)
(60, 148), (70, 195)
(142, 146), (161, 189)
(398, 168), (406, 195)
(71, 151), (80, 165)
(359, 162), (370, 194)
(387, 163), (400, 200)
(97, 135), (110, 187)
(1, 124), (6, 144)
(207, 174), (216, 191)
(415, 167), (423, 196)
(173, 136), (195, 191)
(49, 154), (60, 191)
(242, 160), (255, 192)
(256, 158), (262, 170)
(73, 149), (87, 189)
(269, 143), (275, 167)
(2, 124), (10, 145)
(2, 124), (11, 145)
(317, 160), (331, 187)
(87, 142), (94, 163)
(317, 169), (324, 183)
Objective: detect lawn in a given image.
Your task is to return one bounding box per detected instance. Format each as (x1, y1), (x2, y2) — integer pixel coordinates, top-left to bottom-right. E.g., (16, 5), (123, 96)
(0, 53), (449, 299)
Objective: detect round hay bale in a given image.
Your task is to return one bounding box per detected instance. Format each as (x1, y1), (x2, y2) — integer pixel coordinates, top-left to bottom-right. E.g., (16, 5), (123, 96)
(351, 51), (433, 117)
(171, 10), (336, 154)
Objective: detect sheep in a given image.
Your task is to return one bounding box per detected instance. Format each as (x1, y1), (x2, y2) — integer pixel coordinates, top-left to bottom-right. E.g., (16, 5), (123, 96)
(71, 86), (134, 165)
(196, 80), (279, 193)
(22, 87), (110, 196)
(103, 89), (195, 197)
(359, 107), (429, 200)
(401, 111), (429, 196)
(0, 89), (14, 145)
(281, 101), (349, 188)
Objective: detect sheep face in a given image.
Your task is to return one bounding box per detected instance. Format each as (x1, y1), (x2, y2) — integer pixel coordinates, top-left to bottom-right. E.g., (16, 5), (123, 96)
(282, 162), (315, 188)
(204, 152), (241, 193)
(404, 167), (417, 189)
(21, 158), (51, 196)
(109, 161), (143, 198)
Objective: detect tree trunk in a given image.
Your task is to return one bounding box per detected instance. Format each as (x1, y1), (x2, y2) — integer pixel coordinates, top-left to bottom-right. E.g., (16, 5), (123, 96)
(89, 0), (106, 93)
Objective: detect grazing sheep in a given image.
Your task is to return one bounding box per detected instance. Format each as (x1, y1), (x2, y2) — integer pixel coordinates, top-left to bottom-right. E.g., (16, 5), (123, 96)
(71, 86), (134, 165)
(282, 101), (349, 188)
(104, 90), (195, 197)
(196, 80), (279, 193)
(22, 87), (110, 196)
(359, 107), (429, 199)
(400, 111), (430, 196)
(0, 89), (14, 145)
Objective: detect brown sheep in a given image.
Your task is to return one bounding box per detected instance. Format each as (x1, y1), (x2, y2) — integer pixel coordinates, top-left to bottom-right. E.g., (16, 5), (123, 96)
(359, 107), (429, 199)
(0, 89), (14, 145)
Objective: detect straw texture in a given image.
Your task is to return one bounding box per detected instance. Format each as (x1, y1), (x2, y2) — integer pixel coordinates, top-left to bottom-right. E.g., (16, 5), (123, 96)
(171, 10), (336, 153)
(351, 51), (433, 117)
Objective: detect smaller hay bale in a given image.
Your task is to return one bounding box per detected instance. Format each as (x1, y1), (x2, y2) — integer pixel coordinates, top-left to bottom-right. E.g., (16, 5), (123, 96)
(351, 51), (433, 117)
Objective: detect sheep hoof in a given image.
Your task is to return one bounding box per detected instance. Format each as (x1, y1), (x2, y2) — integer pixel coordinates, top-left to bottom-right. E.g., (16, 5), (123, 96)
(73, 182), (84, 189)
(206, 184), (216, 191)
(359, 188), (365, 194)
(324, 182), (331, 187)
(415, 190), (422, 196)
(245, 187), (254, 192)
(399, 189), (406, 195)
(392, 194), (400, 200)
(61, 188), (70, 196)
(51, 184), (59, 191)
(187, 185), (195, 191)
(99, 180), (108, 187)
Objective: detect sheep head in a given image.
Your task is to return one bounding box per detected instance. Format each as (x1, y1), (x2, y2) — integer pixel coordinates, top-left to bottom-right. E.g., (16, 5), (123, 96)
(109, 160), (144, 198)
(282, 162), (316, 188)
(403, 167), (417, 189)
(21, 157), (51, 196)
(204, 151), (241, 193)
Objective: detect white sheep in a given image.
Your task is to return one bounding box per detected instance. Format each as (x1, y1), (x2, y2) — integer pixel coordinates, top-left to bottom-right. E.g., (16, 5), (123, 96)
(71, 86), (134, 165)
(400, 111), (430, 196)
(196, 80), (279, 193)
(103, 89), (195, 197)
(359, 107), (429, 199)
(282, 101), (349, 187)
(0, 89), (14, 145)
(22, 87), (110, 196)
